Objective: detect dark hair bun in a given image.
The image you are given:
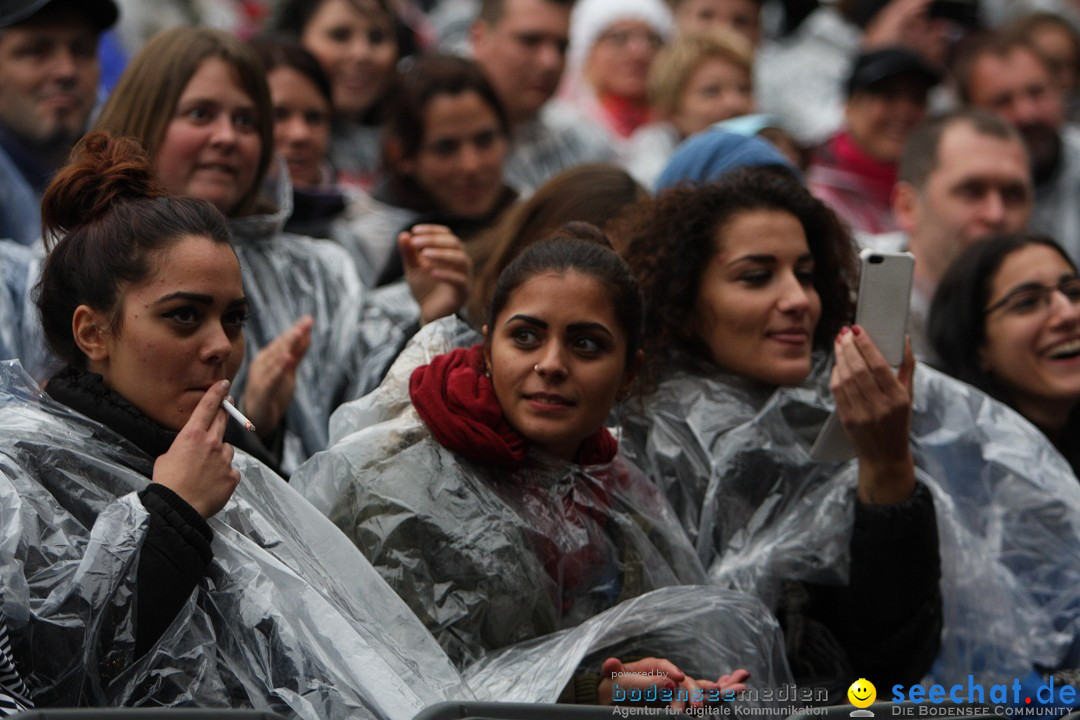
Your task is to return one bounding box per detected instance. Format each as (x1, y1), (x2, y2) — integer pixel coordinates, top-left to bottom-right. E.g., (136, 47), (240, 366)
(550, 221), (612, 249)
(41, 131), (165, 246)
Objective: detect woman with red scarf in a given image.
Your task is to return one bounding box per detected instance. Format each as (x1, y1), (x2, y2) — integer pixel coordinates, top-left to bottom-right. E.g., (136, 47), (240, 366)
(292, 226), (784, 709)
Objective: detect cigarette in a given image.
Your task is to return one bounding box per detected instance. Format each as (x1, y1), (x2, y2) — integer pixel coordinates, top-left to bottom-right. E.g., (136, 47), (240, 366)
(222, 398), (256, 433)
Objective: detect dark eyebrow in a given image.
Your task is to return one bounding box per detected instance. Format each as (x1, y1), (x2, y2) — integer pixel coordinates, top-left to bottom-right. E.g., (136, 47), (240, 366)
(568, 322), (614, 340)
(1001, 279), (1064, 297)
(505, 313), (546, 328)
(1002, 281), (1045, 295)
(154, 291), (249, 307)
(505, 314), (615, 339)
(729, 253), (814, 266)
(729, 254), (777, 266)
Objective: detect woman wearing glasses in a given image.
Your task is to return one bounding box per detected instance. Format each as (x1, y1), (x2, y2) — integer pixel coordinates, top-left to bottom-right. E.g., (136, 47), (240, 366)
(929, 233), (1080, 475)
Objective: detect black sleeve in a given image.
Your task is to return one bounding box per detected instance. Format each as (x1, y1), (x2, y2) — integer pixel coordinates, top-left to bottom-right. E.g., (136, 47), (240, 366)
(783, 482), (942, 701)
(135, 484), (214, 657)
(224, 418), (286, 479)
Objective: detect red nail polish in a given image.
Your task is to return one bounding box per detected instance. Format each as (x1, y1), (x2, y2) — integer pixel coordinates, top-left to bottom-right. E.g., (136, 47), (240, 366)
(852, 325), (862, 336)
(839, 325), (850, 336)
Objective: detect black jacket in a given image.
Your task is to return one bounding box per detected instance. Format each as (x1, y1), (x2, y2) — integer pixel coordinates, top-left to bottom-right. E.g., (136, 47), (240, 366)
(782, 483), (942, 702)
(44, 367), (271, 656)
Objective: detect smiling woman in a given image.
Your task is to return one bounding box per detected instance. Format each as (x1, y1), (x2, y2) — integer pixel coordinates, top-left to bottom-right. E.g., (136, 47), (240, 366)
(273, 0), (406, 189)
(381, 54), (514, 226)
(930, 232), (1080, 475)
(372, 54), (517, 286)
(617, 167), (942, 700)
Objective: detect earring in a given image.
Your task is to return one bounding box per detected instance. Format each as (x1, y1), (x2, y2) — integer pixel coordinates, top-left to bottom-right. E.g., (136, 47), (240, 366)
(613, 397), (626, 446)
(534, 364), (540, 373)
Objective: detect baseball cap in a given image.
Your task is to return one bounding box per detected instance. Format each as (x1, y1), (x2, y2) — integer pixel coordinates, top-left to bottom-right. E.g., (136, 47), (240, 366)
(0, 0), (119, 32)
(846, 48), (942, 97)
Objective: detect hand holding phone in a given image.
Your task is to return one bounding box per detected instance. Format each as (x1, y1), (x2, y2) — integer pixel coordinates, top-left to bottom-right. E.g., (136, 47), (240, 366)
(810, 250), (914, 461)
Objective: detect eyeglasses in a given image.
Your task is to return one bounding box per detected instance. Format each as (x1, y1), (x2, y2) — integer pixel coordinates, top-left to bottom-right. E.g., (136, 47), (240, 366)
(596, 28), (664, 50)
(984, 276), (1080, 316)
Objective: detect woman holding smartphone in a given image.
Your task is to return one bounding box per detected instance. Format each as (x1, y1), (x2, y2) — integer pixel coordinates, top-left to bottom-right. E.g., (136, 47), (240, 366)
(617, 167), (1080, 688)
(616, 167), (939, 698)
(0, 132), (463, 716)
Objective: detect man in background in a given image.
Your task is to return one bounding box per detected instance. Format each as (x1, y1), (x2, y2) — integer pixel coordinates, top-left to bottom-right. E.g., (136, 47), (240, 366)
(0, 0), (118, 245)
(470, 0), (615, 193)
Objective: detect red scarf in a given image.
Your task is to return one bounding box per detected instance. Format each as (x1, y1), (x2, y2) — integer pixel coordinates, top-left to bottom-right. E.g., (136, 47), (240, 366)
(409, 345), (617, 467)
(410, 344), (620, 613)
(829, 131), (898, 211)
(597, 92), (652, 139)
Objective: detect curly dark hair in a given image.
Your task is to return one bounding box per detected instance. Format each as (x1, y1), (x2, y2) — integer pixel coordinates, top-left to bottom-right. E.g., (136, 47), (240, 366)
(616, 167), (857, 389)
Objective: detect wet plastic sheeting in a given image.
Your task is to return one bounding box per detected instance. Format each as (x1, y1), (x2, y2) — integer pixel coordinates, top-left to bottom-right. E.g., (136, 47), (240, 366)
(0, 240), (50, 380)
(0, 360), (469, 719)
(226, 167), (411, 472)
(294, 319), (794, 701)
(621, 352), (1080, 684)
(461, 586), (792, 705)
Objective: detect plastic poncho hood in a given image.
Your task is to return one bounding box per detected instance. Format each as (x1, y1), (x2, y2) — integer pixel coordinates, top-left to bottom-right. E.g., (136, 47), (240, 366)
(226, 163), (410, 472)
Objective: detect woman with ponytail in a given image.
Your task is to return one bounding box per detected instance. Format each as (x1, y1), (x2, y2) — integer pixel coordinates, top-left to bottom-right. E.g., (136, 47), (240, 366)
(0, 131), (466, 718)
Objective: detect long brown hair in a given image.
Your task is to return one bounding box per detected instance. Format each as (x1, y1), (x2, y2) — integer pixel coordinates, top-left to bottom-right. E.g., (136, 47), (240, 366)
(94, 27), (275, 218)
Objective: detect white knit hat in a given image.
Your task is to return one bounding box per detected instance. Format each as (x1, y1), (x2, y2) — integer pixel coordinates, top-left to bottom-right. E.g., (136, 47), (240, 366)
(568, 0), (675, 72)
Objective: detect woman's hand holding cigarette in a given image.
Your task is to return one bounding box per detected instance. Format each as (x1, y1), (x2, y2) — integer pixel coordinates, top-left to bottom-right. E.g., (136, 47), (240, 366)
(152, 379), (241, 519)
(401, 225), (473, 325)
(243, 316), (314, 434)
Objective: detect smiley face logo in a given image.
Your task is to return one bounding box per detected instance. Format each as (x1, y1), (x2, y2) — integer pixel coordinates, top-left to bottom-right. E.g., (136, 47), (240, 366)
(848, 678), (876, 708)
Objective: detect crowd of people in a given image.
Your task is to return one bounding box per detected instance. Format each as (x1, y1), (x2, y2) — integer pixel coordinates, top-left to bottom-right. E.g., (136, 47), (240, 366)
(2, 0), (1080, 717)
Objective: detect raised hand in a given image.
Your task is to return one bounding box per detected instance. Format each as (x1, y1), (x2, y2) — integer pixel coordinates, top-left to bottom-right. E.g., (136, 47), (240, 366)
(242, 316), (314, 433)
(831, 325), (917, 504)
(153, 379), (241, 518)
(401, 224), (473, 325)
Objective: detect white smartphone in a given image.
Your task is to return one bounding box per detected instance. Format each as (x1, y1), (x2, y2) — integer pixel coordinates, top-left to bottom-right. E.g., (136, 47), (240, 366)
(809, 249), (915, 462)
(852, 249), (915, 367)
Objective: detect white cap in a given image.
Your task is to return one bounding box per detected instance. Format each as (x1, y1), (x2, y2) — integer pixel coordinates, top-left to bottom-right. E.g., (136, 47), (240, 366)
(568, 0), (675, 71)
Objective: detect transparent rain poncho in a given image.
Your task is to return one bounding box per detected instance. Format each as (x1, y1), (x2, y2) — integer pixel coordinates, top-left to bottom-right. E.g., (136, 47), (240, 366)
(2, 169), (415, 473)
(292, 319), (796, 705)
(227, 168), (414, 472)
(0, 360), (469, 719)
(621, 351), (1080, 687)
(0, 241), (49, 379)
(321, 191), (416, 289)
